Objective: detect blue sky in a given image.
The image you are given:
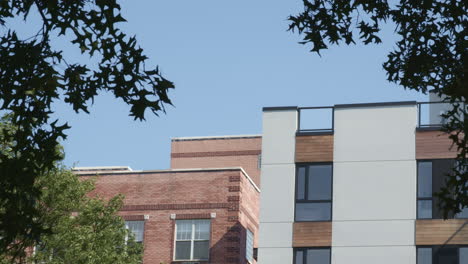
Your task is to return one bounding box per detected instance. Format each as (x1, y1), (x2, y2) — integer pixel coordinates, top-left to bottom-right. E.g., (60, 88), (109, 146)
(7, 1), (428, 170)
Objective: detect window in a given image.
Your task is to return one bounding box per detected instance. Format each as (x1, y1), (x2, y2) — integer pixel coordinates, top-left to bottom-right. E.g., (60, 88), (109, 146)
(246, 229), (254, 263)
(294, 248), (330, 264)
(417, 160), (468, 219)
(295, 163), (332, 221)
(417, 246), (468, 264)
(125, 220), (145, 243)
(174, 219), (210, 261)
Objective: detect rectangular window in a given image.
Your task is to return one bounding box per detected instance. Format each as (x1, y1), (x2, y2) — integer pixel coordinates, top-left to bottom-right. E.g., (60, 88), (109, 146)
(246, 229), (254, 263)
(174, 219), (210, 261)
(294, 248), (331, 264)
(417, 159), (467, 219)
(125, 220), (145, 242)
(417, 246), (468, 264)
(295, 163), (332, 221)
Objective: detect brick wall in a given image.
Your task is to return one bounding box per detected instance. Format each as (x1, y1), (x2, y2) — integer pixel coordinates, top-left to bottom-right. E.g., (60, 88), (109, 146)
(170, 136), (262, 186)
(83, 168), (260, 264)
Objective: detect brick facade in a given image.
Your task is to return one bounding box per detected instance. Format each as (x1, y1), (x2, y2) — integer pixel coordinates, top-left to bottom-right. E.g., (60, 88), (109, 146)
(80, 136), (261, 264)
(170, 136), (262, 186)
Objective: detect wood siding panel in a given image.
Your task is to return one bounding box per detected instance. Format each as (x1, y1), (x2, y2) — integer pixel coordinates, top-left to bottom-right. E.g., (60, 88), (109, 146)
(416, 219), (468, 245)
(296, 135), (333, 162)
(292, 222), (332, 247)
(416, 130), (458, 159)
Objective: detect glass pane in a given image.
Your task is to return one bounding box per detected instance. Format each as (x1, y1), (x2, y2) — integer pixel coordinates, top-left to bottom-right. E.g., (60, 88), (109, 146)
(418, 162), (432, 198)
(125, 221), (144, 242)
(193, 241), (209, 260)
(297, 167), (306, 200)
(460, 248), (468, 264)
(246, 229), (253, 262)
(194, 220), (210, 240)
(417, 248), (432, 264)
(296, 202), (331, 221)
(175, 241), (191, 260)
(308, 165), (332, 200)
(176, 220), (192, 240)
(418, 200), (433, 219)
(307, 248), (330, 264)
(435, 247), (457, 264)
(295, 250), (304, 264)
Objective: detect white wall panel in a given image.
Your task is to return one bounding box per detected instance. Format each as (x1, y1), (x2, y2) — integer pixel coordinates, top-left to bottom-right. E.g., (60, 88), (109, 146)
(258, 222), (293, 248)
(333, 161), (416, 221)
(334, 105), (417, 162)
(258, 248), (293, 264)
(259, 164), (295, 222)
(332, 220), (415, 247)
(261, 110), (297, 165)
(332, 246), (416, 264)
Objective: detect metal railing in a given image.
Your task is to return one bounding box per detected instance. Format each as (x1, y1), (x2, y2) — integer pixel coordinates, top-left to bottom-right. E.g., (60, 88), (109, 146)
(297, 106), (334, 134)
(417, 101), (453, 129)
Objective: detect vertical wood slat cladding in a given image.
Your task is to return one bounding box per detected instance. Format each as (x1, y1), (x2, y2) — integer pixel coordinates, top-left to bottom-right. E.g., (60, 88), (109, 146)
(416, 130), (458, 159)
(295, 135), (334, 162)
(416, 219), (468, 245)
(292, 222), (332, 247)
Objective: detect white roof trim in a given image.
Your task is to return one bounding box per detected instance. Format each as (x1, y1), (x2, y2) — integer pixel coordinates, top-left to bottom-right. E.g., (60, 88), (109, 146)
(172, 134), (261, 141)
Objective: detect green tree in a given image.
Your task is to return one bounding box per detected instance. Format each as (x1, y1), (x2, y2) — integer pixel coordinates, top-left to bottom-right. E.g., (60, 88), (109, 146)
(289, 0), (467, 217)
(0, 164), (143, 264)
(0, 0), (174, 252)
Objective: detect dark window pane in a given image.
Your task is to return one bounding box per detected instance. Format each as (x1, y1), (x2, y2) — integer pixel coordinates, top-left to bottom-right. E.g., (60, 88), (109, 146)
(418, 162), (432, 198)
(175, 241), (191, 260)
(418, 200), (432, 219)
(435, 247), (457, 264)
(193, 241), (209, 260)
(297, 167), (306, 200)
(306, 248), (330, 264)
(296, 202), (331, 221)
(460, 248), (468, 264)
(417, 248), (432, 264)
(295, 250), (304, 264)
(308, 165), (332, 200)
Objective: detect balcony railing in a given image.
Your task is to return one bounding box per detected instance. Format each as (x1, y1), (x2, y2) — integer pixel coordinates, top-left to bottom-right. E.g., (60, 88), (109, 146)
(417, 101), (454, 129)
(297, 106), (334, 134)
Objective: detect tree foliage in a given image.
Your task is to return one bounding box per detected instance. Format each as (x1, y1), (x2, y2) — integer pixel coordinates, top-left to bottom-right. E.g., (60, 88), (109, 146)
(289, 0), (467, 217)
(0, 166), (143, 264)
(0, 0), (173, 252)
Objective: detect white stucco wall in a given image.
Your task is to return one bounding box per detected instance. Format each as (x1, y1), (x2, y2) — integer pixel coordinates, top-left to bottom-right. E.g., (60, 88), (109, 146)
(332, 104), (417, 264)
(258, 108), (297, 264)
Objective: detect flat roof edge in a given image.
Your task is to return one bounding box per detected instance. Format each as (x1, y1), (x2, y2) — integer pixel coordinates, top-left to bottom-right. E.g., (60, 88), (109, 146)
(76, 167), (261, 193)
(172, 134), (261, 141)
(262, 106), (298, 111)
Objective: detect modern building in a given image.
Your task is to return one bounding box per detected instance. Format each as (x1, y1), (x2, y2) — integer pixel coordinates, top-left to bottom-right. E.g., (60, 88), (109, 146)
(75, 135), (261, 264)
(257, 101), (467, 264)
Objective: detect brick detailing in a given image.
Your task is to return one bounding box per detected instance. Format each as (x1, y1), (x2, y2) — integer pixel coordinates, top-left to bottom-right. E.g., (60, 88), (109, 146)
(225, 257), (240, 263)
(121, 215), (145, 221)
(228, 186), (240, 192)
(227, 226), (241, 233)
(175, 213), (211, 219)
(171, 150), (261, 158)
(229, 176), (241, 182)
(240, 208), (259, 229)
(228, 204), (240, 212)
(227, 196), (240, 202)
(121, 203), (230, 211)
(225, 247), (240, 253)
(228, 216), (239, 222)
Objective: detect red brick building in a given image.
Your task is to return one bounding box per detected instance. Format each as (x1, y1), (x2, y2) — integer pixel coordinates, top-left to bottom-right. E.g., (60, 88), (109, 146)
(75, 135), (261, 264)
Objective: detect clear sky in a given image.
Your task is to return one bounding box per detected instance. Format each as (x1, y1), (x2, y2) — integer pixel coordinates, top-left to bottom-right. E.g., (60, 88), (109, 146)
(7, 1), (429, 170)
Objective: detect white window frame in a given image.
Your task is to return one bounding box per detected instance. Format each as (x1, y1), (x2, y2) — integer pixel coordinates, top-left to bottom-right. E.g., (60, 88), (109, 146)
(174, 219), (211, 261)
(246, 229), (254, 263)
(125, 220), (145, 243)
